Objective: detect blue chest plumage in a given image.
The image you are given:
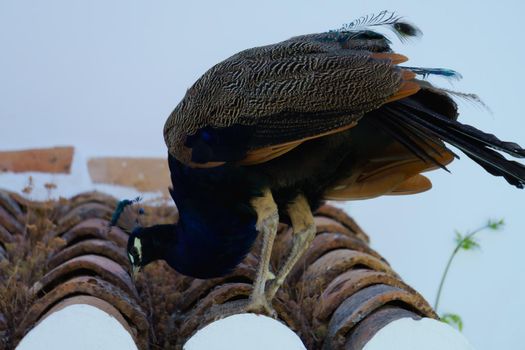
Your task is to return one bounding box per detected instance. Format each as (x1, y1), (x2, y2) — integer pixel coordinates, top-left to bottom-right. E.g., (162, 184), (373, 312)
(166, 155), (264, 278)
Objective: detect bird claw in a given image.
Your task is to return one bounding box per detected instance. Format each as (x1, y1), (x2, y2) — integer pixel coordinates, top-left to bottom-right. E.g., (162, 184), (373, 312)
(209, 296), (278, 320)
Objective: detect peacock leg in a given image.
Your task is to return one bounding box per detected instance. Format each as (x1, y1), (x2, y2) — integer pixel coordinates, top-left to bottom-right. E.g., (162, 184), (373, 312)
(265, 194), (316, 301)
(210, 188), (279, 318)
(247, 188), (279, 315)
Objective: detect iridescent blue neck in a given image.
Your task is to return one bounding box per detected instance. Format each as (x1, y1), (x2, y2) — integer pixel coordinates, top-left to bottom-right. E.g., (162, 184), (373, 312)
(156, 154), (264, 278)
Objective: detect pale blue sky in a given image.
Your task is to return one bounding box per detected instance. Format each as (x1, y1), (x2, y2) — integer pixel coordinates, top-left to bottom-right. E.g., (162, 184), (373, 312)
(1, 1), (524, 349)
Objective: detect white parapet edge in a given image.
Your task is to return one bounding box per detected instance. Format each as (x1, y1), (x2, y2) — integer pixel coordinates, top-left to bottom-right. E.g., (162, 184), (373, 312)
(184, 313), (306, 350)
(363, 317), (474, 350)
(16, 304), (138, 350)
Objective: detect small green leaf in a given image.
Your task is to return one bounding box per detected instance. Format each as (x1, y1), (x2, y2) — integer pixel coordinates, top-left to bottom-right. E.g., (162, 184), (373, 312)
(441, 313), (463, 332)
(488, 218), (505, 231)
(459, 236), (480, 251)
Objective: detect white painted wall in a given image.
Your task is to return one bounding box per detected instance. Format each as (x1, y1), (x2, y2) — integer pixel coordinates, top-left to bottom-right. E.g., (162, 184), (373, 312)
(1, 1), (524, 349)
(184, 314), (306, 350)
(363, 318), (473, 350)
(16, 304), (138, 350)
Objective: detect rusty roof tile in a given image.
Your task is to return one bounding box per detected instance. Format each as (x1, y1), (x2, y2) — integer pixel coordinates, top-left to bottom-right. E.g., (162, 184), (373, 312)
(315, 205), (369, 243)
(314, 216), (354, 237)
(0, 244), (6, 261)
(31, 254), (137, 299)
(59, 218), (128, 248)
(178, 283), (253, 341)
(324, 284), (436, 348)
(0, 206), (24, 235)
(17, 276), (148, 349)
(47, 238), (130, 272)
(301, 250), (395, 298)
(178, 262), (256, 313)
(0, 224), (14, 245)
(314, 269), (421, 322)
(0, 312), (6, 331)
(38, 295), (139, 341)
(57, 203), (114, 232)
(287, 233), (386, 286)
(0, 190), (25, 222)
(0, 312), (7, 347)
(343, 306), (420, 349)
(1, 190), (438, 350)
(69, 191), (119, 208)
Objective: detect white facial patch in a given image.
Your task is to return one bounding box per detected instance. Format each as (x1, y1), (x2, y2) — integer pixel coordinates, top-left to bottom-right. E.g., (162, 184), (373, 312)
(128, 238), (143, 266)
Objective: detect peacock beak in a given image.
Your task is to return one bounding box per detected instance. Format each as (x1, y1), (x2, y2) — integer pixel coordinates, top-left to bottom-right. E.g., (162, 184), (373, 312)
(132, 264), (140, 281)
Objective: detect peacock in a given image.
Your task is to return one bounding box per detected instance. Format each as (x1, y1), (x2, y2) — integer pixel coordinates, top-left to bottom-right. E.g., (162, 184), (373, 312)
(117, 11), (525, 316)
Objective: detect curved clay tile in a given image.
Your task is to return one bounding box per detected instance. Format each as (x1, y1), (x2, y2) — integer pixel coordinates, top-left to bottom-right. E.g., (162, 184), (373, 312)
(47, 238), (130, 272)
(17, 276), (148, 349)
(314, 216), (355, 237)
(314, 269), (418, 322)
(69, 191), (119, 208)
(178, 261), (256, 312)
(301, 250), (396, 297)
(343, 306), (420, 349)
(38, 295), (138, 341)
(57, 203), (114, 233)
(59, 218), (128, 247)
(315, 205), (369, 243)
(0, 312), (7, 342)
(0, 224), (14, 246)
(0, 244), (6, 260)
(0, 206), (23, 235)
(178, 283), (253, 340)
(324, 284), (436, 349)
(288, 232), (386, 285)
(0, 190), (25, 222)
(3, 191), (440, 350)
(31, 254), (137, 299)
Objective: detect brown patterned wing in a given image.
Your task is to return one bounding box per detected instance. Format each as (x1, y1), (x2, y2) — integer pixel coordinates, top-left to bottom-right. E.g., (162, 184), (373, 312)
(164, 34), (419, 167)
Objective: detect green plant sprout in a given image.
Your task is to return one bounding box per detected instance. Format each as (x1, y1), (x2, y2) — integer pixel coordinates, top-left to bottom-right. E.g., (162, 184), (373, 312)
(434, 218), (505, 331)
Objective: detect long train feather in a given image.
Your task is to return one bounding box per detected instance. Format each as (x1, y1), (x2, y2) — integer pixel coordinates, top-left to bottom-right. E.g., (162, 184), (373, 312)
(387, 100), (525, 188)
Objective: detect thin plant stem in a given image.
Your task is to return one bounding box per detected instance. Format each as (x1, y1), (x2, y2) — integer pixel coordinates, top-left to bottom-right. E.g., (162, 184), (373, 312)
(433, 223), (491, 312)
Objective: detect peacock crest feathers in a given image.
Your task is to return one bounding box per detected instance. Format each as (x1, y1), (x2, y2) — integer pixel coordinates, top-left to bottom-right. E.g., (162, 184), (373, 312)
(110, 196), (145, 233)
(324, 10), (422, 43)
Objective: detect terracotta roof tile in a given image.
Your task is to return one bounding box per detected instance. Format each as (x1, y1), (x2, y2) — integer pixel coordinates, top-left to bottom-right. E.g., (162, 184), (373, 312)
(343, 306), (421, 349)
(17, 276), (149, 349)
(324, 284), (436, 348)
(0, 191), (438, 350)
(32, 254), (138, 299)
(0, 191), (25, 222)
(47, 239), (130, 271)
(57, 203), (114, 232)
(69, 191), (119, 208)
(314, 269), (417, 321)
(40, 295), (138, 338)
(0, 225), (14, 246)
(0, 206), (23, 235)
(301, 250), (396, 298)
(58, 218), (128, 248)
(0, 245), (6, 261)
(315, 205), (369, 243)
